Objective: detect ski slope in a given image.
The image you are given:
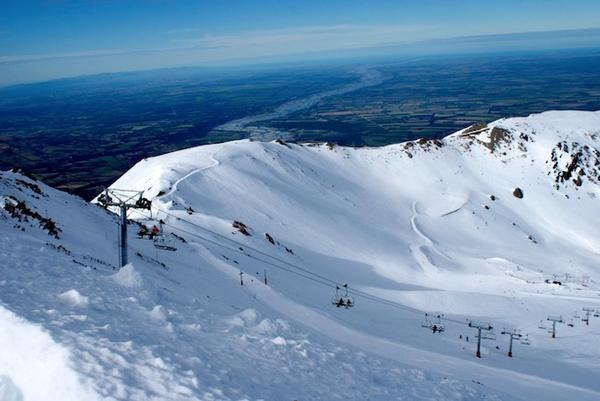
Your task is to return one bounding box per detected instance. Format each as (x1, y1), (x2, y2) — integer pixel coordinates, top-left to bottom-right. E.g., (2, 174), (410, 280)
(2, 110), (600, 400)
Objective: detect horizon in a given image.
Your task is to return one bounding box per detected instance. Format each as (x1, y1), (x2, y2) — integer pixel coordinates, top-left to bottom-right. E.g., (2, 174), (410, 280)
(1, 36), (599, 90)
(2, 0), (600, 85)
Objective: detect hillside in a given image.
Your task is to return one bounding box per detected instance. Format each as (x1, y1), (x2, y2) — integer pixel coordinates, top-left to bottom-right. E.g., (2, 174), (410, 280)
(2, 110), (600, 401)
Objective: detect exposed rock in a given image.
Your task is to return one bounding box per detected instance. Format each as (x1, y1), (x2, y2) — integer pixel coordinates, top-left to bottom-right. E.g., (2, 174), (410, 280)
(513, 188), (524, 199)
(462, 123), (488, 136)
(233, 220), (251, 236)
(2, 196), (61, 238)
(482, 127), (511, 153)
(265, 233), (275, 245)
(275, 139), (291, 148)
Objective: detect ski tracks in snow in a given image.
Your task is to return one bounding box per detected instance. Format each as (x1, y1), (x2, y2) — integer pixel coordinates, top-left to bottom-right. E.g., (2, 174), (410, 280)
(409, 201), (462, 273)
(410, 201), (434, 244)
(158, 152), (221, 209)
(410, 201), (441, 274)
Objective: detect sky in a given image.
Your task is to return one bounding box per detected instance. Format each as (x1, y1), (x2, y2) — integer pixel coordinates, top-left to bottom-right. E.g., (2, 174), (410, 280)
(1, 0), (600, 85)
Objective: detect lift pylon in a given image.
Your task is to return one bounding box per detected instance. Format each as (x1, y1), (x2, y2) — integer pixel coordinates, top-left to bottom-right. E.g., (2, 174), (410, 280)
(468, 320), (493, 358)
(501, 328), (522, 357)
(546, 315), (563, 339)
(98, 188), (151, 268)
(582, 307), (595, 326)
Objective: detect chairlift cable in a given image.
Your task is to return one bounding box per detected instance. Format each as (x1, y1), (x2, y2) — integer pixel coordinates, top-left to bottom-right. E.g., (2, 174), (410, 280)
(134, 205), (475, 327)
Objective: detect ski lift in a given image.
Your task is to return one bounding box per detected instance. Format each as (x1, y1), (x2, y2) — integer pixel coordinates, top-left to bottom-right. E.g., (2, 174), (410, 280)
(97, 193), (112, 207)
(137, 225), (150, 238)
(567, 319), (575, 328)
(538, 320), (548, 330)
(137, 223), (160, 239)
(573, 311), (581, 319)
(331, 284), (354, 309)
(421, 313), (445, 333)
(154, 235), (177, 252)
(134, 197), (152, 210)
(153, 220), (177, 252)
(520, 335), (531, 346)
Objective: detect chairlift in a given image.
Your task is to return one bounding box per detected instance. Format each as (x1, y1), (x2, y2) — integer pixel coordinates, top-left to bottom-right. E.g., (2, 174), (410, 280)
(97, 193), (113, 207)
(421, 314), (433, 328)
(538, 320), (548, 330)
(135, 197), (152, 210)
(153, 220), (177, 252)
(421, 313), (445, 333)
(154, 235), (177, 252)
(520, 335), (531, 346)
(567, 319), (575, 328)
(433, 314), (445, 333)
(331, 284), (354, 309)
(573, 312), (581, 319)
(137, 223), (160, 239)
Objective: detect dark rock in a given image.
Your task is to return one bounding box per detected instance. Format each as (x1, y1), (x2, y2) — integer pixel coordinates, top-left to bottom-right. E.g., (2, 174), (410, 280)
(513, 188), (524, 199)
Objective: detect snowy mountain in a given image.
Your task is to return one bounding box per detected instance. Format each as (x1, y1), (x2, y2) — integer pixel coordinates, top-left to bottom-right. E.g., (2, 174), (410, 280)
(2, 110), (600, 401)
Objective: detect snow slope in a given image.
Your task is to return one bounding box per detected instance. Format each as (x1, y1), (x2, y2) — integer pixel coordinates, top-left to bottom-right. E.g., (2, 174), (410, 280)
(2, 110), (600, 400)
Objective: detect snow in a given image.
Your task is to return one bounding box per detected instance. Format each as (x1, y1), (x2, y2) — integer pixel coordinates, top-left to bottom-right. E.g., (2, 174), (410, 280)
(0, 376), (22, 401)
(59, 289), (89, 308)
(0, 306), (101, 401)
(111, 264), (143, 288)
(2, 110), (600, 400)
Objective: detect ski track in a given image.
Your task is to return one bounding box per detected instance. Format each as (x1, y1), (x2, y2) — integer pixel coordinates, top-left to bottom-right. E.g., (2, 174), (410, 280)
(158, 152), (220, 208)
(410, 201), (434, 244)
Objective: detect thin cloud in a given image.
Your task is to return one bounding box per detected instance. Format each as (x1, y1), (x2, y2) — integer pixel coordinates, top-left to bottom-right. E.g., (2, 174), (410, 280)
(0, 46), (190, 65)
(177, 24), (436, 48)
(0, 24), (436, 65)
(2, 27), (599, 86)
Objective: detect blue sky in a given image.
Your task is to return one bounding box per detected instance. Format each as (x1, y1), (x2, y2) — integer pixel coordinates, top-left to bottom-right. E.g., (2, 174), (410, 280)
(1, 0), (600, 85)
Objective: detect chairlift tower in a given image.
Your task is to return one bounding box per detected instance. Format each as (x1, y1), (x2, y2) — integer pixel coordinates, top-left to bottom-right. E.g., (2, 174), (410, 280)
(582, 307), (594, 326)
(468, 321), (493, 358)
(98, 188), (151, 268)
(546, 315), (563, 339)
(501, 329), (522, 357)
